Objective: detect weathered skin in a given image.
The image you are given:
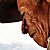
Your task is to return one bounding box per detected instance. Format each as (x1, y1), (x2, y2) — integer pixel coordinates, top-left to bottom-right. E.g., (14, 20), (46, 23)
(17, 0), (49, 48)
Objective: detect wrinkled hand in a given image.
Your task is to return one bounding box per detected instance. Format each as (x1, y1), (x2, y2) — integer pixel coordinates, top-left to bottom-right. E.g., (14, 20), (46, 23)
(17, 0), (49, 48)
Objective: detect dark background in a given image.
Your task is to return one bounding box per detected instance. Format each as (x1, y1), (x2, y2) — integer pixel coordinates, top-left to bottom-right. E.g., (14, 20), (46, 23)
(0, 0), (22, 23)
